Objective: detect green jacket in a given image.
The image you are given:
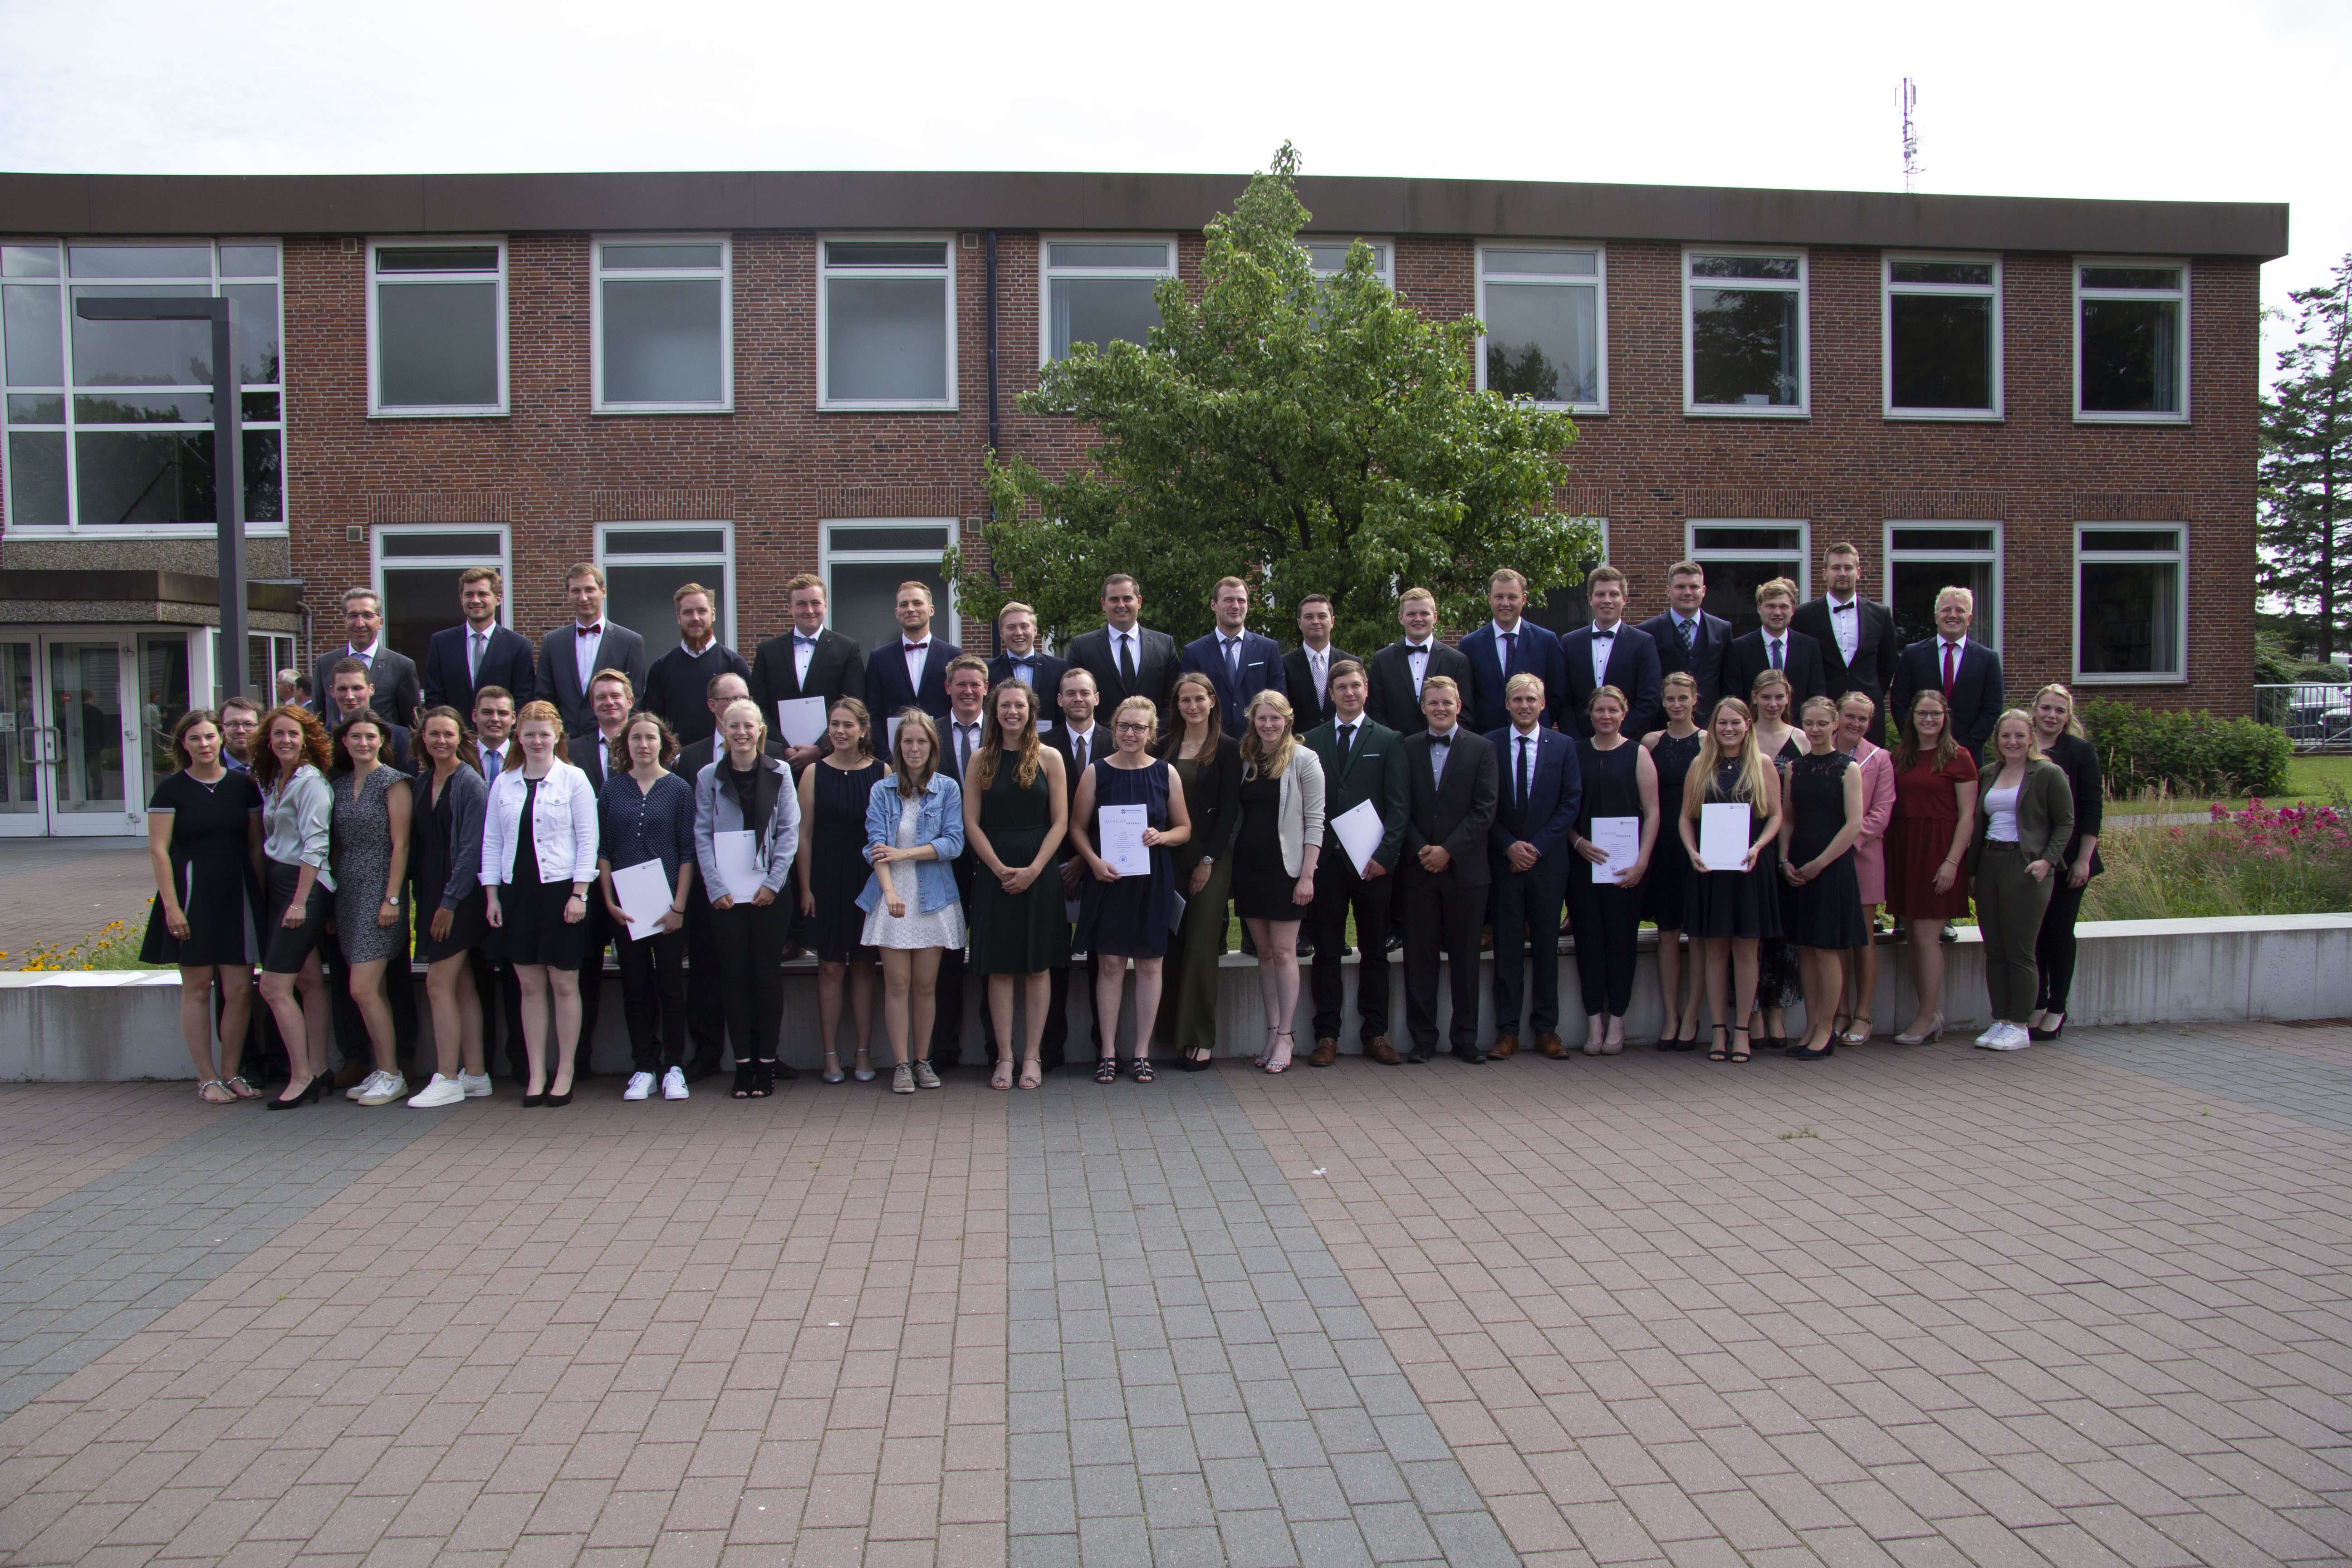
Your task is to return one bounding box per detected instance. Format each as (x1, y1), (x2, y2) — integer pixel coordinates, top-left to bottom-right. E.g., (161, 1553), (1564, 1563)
(1964, 755), (2075, 874)
(1302, 715), (1409, 871)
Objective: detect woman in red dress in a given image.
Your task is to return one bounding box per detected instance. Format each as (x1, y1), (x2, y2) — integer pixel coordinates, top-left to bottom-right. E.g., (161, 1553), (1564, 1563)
(1882, 690), (1978, 1044)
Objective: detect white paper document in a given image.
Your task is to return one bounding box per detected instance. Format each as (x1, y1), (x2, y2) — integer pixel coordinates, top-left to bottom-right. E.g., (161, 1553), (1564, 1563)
(713, 829), (766, 903)
(775, 696), (828, 750)
(1698, 802), (1751, 872)
(1588, 816), (1641, 883)
(1330, 799), (1386, 876)
(1169, 889), (1187, 936)
(1098, 804), (1151, 877)
(609, 858), (674, 941)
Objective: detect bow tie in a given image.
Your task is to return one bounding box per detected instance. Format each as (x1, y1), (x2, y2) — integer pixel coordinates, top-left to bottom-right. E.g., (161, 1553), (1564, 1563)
(1592, 629), (1616, 640)
(575, 623), (602, 637)
(1833, 603), (1855, 613)
(795, 634), (819, 646)
(904, 641), (929, 652)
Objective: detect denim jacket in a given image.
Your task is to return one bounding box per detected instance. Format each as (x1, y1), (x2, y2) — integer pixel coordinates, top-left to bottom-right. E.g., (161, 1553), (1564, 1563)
(854, 772), (966, 916)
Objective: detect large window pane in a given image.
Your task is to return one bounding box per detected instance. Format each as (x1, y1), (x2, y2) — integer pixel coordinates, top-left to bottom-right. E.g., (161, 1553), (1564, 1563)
(3, 284), (62, 385)
(69, 245), (212, 279)
(1483, 281), (1597, 404)
(1692, 288), (1800, 406)
(601, 277), (723, 404)
(223, 283), (280, 385)
(831, 560), (946, 654)
(1049, 277), (1160, 359)
(377, 280), (499, 407)
(75, 430), (216, 525)
(1700, 558), (1803, 639)
(244, 428), (281, 523)
(2079, 559), (2179, 674)
(5, 430), (66, 527)
(69, 285), (212, 386)
(827, 277), (948, 402)
(607, 563), (728, 648)
(137, 633), (190, 801)
(2081, 298), (2179, 413)
(380, 567), (465, 668)
(1889, 293), (1993, 410)
(1891, 559), (1995, 648)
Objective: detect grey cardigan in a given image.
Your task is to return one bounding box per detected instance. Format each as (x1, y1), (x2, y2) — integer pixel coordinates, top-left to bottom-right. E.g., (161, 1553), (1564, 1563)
(420, 761), (488, 911)
(693, 755), (801, 898)
(1964, 756), (2074, 873)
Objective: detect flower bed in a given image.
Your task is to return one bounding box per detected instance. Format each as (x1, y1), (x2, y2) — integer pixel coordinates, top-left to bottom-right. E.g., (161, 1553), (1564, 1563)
(2085, 800), (2352, 921)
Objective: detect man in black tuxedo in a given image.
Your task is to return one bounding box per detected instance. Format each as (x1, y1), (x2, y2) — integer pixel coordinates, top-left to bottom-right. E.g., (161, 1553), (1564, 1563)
(1064, 573), (1179, 730)
(1792, 542), (1900, 743)
(1180, 577), (1288, 737)
(750, 572), (867, 767)
(640, 583), (750, 749)
(1397, 676), (1498, 1064)
(1889, 585), (2005, 759)
(1301, 658), (1407, 1065)
(536, 563), (647, 736)
(1366, 588), (1473, 737)
(862, 580), (959, 722)
(312, 587), (422, 728)
(1723, 578), (1828, 712)
(671, 671), (750, 1081)
(929, 657), (994, 1072)
(564, 667), (638, 1077)
(421, 567), (535, 719)
(1636, 561), (1733, 721)
(1281, 593), (1354, 734)
(986, 602), (1068, 715)
(1560, 566), (1664, 741)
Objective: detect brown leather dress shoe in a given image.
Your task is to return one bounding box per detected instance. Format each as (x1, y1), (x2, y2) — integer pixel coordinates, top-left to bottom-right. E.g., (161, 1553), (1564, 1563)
(1364, 1037), (1404, 1065)
(1536, 1032), (1569, 1058)
(332, 1058), (371, 1090)
(1490, 1032), (1519, 1058)
(1309, 1037), (1339, 1068)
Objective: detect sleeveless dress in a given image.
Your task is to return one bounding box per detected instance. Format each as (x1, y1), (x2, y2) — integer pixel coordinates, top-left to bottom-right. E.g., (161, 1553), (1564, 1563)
(1229, 769), (1294, 921)
(1682, 762), (1782, 940)
(137, 767), (265, 966)
(808, 759), (887, 963)
(1642, 730), (1703, 930)
(330, 765), (408, 964)
(1779, 750), (1869, 949)
(411, 768), (487, 961)
(1075, 758), (1177, 960)
(1754, 735), (1805, 1009)
(969, 755), (1071, 975)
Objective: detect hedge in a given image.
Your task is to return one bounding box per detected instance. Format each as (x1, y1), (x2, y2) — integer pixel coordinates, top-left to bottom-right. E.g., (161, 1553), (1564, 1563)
(2079, 698), (2291, 798)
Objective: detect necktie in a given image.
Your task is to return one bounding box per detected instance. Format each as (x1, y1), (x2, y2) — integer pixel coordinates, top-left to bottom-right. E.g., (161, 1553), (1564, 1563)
(1224, 635), (1241, 684)
(1515, 734), (1530, 807)
(1678, 617), (1695, 654)
(1072, 732), (1088, 771)
(1118, 633), (1137, 687)
(1336, 722), (1354, 769)
(1770, 639), (1783, 671)
(469, 630), (484, 680)
(1501, 630), (1517, 670)
(958, 723), (975, 774)
(1941, 642), (1958, 702)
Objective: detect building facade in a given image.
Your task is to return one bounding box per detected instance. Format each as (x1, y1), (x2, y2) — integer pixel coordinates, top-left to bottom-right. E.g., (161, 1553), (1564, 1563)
(0, 170), (2285, 835)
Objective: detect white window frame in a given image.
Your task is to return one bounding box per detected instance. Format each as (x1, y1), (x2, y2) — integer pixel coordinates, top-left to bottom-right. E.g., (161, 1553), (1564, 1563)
(1686, 519), (1811, 617)
(1302, 236), (1395, 289)
(2073, 258), (2190, 425)
(590, 235), (732, 415)
(816, 234), (957, 413)
(366, 236), (509, 418)
(1038, 235), (1176, 367)
(370, 525), (514, 646)
(1682, 246), (1809, 418)
(594, 521), (739, 650)
(1882, 521), (2003, 651)
(1882, 254), (2003, 422)
(1474, 242), (1608, 415)
(2073, 523), (2188, 685)
(820, 518), (960, 646)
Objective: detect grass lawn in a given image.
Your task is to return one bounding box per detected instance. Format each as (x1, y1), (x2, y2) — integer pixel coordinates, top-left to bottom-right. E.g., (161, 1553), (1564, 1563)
(2107, 751), (2352, 818)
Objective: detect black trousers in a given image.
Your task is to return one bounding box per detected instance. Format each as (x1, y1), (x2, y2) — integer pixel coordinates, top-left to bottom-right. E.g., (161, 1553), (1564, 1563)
(1309, 854), (1392, 1041)
(1563, 876), (1641, 1019)
(682, 883), (725, 1067)
(1493, 862), (1568, 1033)
(470, 949), (528, 1080)
(1401, 866), (1483, 1052)
(2034, 877), (2089, 1016)
(709, 898), (787, 1064)
(615, 925), (689, 1073)
(573, 905), (610, 1073)
(929, 854), (979, 1068)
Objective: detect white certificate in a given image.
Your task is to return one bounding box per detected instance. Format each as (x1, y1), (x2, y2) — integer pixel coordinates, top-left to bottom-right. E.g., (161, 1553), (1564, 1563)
(1098, 803), (1151, 877)
(1588, 816), (1641, 883)
(775, 696), (828, 750)
(1698, 802), (1751, 872)
(1330, 799), (1386, 876)
(609, 858), (674, 941)
(713, 829), (766, 903)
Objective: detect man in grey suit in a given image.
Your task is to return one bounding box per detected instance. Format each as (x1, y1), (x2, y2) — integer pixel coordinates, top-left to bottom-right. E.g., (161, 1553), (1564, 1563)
(535, 562), (647, 735)
(1064, 573), (1179, 728)
(310, 587), (421, 728)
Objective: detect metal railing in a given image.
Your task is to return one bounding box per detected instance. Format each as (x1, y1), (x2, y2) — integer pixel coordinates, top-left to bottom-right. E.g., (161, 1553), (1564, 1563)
(2256, 682), (2352, 751)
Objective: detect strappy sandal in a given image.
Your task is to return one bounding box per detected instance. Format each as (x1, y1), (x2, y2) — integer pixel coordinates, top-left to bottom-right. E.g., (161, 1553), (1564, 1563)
(1707, 1025), (1731, 1063)
(1253, 1030), (1277, 1069)
(990, 1056), (1015, 1091)
(749, 1061), (775, 1098)
(1262, 1032), (1294, 1074)
(1729, 1026), (1753, 1064)
(1129, 1057), (1156, 1084)
(1181, 1044), (1214, 1072)
(1094, 1058), (1119, 1085)
(1018, 1058), (1043, 1090)
(224, 1075), (260, 1100)
(196, 1079), (235, 1104)
(1841, 1016), (1874, 1044)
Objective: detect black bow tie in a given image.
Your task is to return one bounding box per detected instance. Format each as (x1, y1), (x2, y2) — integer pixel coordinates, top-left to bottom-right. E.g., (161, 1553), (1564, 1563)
(1833, 603), (1855, 612)
(1592, 629), (1616, 640)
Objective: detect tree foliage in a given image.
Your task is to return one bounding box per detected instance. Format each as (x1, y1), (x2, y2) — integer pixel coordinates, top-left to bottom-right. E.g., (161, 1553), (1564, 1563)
(2260, 255), (2352, 661)
(956, 143), (1599, 656)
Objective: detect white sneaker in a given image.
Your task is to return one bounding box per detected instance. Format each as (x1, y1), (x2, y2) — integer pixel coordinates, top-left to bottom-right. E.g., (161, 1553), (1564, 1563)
(1973, 1023), (2004, 1046)
(623, 1071), (656, 1101)
(343, 1070), (373, 1101)
(1983, 1023), (2032, 1051)
(459, 1072), (493, 1098)
(892, 1063), (916, 1094)
(662, 1066), (690, 1100)
(406, 1073), (465, 1108)
(355, 1071), (408, 1106)
(912, 1060), (942, 1090)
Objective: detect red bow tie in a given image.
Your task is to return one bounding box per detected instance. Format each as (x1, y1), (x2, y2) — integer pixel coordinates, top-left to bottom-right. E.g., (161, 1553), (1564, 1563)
(576, 623), (602, 636)
(905, 641), (929, 651)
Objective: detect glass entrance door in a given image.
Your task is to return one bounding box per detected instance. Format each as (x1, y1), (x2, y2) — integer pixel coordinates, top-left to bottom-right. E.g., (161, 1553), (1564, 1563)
(46, 639), (139, 833)
(0, 630), (173, 836)
(0, 641), (40, 833)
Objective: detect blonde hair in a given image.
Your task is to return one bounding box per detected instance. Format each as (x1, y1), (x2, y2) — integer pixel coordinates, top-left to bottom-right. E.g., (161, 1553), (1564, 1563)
(1685, 697), (1775, 821)
(1398, 587), (1436, 610)
(1111, 695), (1158, 736)
(1239, 690), (1299, 779)
(716, 697), (768, 752)
(504, 700), (573, 770)
(1994, 708), (2045, 762)
(2034, 682), (2087, 739)
(971, 680), (1043, 794)
(1798, 695), (1839, 723)
(1421, 674), (1460, 700)
(1504, 672), (1545, 699)
(1661, 671), (1699, 696)
(1749, 668), (1792, 710)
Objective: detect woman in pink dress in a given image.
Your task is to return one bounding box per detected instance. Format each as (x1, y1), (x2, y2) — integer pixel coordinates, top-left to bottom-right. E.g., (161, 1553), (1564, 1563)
(1834, 691), (1895, 1042)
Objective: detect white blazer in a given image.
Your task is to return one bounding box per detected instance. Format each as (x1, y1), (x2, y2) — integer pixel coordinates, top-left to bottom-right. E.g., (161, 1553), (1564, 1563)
(480, 761), (600, 887)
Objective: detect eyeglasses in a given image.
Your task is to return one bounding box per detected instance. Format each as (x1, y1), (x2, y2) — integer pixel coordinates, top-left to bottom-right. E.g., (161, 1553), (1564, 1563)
(1113, 722), (1151, 735)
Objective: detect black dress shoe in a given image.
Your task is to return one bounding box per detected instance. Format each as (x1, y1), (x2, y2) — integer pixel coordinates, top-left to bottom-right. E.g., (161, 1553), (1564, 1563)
(1405, 1047), (1434, 1063)
(1452, 1046), (1490, 1064)
(683, 1056), (721, 1083)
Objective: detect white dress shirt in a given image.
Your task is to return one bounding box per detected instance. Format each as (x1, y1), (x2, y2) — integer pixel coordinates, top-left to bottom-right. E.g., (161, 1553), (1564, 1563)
(1404, 637), (1434, 696)
(902, 634), (933, 696)
(1064, 721), (1098, 772)
(1008, 652), (1036, 687)
(1427, 725), (1458, 785)
(793, 631), (819, 687)
(571, 621), (604, 691)
(949, 715), (982, 776)
(1588, 622), (1620, 686)
(1825, 595), (1859, 663)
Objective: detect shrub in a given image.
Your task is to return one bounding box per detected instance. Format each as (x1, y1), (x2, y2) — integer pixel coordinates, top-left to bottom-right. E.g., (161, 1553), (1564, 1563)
(2080, 698), (2291, 798)
(2084, 801), (2352, 920)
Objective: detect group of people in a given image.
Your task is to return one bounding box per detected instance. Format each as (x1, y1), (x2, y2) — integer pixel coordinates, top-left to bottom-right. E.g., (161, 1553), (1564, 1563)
(141, 545), (2102, 1108)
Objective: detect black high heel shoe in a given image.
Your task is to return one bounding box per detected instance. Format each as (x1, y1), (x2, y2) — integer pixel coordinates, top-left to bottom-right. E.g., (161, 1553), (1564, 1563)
(1657, 1018), (1701, 1052)
(265, 1075), (323, 1110)
(1707, 1025), (1730, 1062)
(1729, 1026), (1753, 1063)
(749, 1060), (775, 1098)
(1785, 1035), (1836, 1061)
(521, 1083), (547, 1107)
(731, 1062), (755, 1100)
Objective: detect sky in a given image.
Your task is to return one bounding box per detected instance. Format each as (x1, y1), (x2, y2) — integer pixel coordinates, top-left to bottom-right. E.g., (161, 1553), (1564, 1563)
(1, 0), (2344, 377)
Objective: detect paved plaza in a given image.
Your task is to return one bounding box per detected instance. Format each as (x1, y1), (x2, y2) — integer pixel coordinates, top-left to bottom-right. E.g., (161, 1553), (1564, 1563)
(0, 1022), (2349, 1566)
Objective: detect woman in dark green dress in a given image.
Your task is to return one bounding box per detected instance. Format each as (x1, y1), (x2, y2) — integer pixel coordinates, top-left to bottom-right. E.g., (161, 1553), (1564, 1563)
(1154, 672), (1240, 1070)
(964, 680), (1070, 1090)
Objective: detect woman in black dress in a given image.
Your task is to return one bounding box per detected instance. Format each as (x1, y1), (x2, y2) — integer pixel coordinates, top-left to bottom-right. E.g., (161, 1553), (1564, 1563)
(407, 707), (490, 1107)
(139, 709), (266, 1102)
(2027, 684), (2102, 1040)
(1677, 697), (1784, 1063)
(1745, 669), (1804, 1049)
(964, 679), (1070, 1090)
(796, 698), (888, 1084)
(1156, 674), (1240, 1071)
(1231, 691), (1326, 1074)
(1777, 697), (1869, 1060)
(1068, 697), (1192, 1083)
(1565, 686), (1660, 1054)
(482, 701), (600, 1106)
(1642, 673), (1705, 1049)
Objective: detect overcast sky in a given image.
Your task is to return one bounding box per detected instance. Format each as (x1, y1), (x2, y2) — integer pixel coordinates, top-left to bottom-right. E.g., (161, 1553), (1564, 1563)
(2, 0), (2343, 377)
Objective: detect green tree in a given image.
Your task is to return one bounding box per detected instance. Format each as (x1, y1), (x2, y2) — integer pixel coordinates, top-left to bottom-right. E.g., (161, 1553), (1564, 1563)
(956, 143), (1599, 657)
(2260, 255), (2352, 662)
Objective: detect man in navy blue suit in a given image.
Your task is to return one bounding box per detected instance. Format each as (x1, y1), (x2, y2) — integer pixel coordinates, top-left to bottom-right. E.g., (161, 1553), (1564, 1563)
(985, 602), (1068, 717)
(862, 580), (960, 722)
(1889, 584), (2005, 760)
(1460, 568), (1568, 735)
(1723, 577), (1829, 713)
(1559, 566), (1663, 741)
(421, 565), (535, 719)
(1636, 561), (1732, 722)
(1179, 577), (1286, 736)
(1485, 674), (1580, 1058)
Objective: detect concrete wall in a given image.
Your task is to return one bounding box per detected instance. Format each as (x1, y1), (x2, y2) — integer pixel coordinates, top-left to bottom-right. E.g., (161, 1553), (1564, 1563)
(8, 914), (2350, 1082)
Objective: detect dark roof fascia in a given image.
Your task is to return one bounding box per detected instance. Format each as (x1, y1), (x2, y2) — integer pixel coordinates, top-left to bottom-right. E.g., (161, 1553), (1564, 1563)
(0, 170), (2290, 260)
(0, 569), (302, 612)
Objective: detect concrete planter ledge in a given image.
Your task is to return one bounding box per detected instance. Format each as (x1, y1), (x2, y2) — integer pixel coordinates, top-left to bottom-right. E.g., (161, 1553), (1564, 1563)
(5, 913), (2349, 1082)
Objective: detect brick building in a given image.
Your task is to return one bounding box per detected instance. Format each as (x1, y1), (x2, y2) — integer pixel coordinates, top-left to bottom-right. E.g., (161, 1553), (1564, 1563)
(0, 169), (2286, 836)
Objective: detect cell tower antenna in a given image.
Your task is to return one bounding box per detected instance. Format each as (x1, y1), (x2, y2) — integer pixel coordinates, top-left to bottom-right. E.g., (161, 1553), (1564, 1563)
(1900, 78), (1923, 193)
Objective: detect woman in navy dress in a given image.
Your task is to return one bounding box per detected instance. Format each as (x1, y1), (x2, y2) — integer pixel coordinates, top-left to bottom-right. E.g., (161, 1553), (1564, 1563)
(1677, 696), (1784, 1063)
(1776, 696), (1869, 1059)
(139, 709), (266, 1102)
(1641, 672), (1705, 1049)
(796, 698), (888, 1084)
(1068, 696), (1193, 1084)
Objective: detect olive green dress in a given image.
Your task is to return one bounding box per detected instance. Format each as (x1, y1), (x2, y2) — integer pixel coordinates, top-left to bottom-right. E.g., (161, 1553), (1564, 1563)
(968, 755), (1071, 975)
(1156, 751), (1239, 1058)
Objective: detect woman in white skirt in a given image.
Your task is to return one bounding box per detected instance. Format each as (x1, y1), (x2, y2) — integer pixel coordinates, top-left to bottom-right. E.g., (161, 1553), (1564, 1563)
(856, 710), (967, 1093)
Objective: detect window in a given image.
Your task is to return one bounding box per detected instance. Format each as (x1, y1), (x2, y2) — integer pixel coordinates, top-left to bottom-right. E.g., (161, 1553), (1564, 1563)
(1303, 238), (1393, 289)
(1684, 250), (1807, 416)
(207, 629), (297, 704)
(818, 238), (955, 410)
(1041, 239), (1174, 363)
(593, 238), (729, 412)
(821, 520), (956, 652)
(1884, 256), (2001, 419)
(1477, 245), (1605, 411)
(598, 524), (735, 649)
(2, 240), (284, 535)
(368, 240), (506, 416)
(1519, 519), (1611, 638)
(2076, 261), (2188, 421)
(138, 632), (190, 800)
(1687, 522), (1808, 637)
(372, 526), (511, 669)
(2076, 525), (2185, 681)
(1885, 524), (2001, 650)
